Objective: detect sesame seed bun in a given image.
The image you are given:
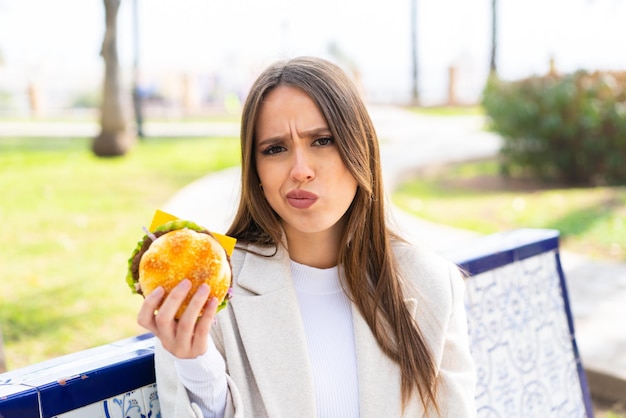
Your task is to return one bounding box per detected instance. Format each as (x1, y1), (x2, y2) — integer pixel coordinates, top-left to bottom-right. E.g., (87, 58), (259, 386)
(127, 220), (232, 318)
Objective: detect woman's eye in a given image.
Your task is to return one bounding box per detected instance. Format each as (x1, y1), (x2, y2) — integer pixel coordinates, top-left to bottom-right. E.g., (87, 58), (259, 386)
(261, 144), (286, 155)
(313, 137), (334, 146)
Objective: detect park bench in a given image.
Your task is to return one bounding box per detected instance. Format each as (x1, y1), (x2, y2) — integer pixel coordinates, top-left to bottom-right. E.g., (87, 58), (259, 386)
(0, 228), (594, 417)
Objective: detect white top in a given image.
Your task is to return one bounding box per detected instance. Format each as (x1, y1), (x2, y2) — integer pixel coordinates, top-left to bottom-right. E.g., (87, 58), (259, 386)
(174, 260), (360, 418)
(291, 261), (360, 418)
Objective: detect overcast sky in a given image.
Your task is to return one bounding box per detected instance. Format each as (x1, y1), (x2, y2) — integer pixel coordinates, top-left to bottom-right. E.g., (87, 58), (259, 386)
(0, 0), (624, 104)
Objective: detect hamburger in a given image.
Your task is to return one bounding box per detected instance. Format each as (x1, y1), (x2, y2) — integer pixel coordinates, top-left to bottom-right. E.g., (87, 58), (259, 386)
(126, 219), (232, 318)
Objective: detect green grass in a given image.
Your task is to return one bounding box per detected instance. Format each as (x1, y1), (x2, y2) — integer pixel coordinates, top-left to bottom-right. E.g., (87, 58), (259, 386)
(393, 159), (626, 261)
(0, 136), (240, 370)
(595, 400), (626, 418)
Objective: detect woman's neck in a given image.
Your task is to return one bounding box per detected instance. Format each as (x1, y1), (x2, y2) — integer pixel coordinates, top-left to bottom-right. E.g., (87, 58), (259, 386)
(283, 224), (342, 269)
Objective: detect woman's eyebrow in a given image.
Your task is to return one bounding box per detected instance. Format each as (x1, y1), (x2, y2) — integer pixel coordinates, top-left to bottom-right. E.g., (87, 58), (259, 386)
(257, 127), (331, 148)
(297, 126), (332, 137)
(256, 136), (280, 147)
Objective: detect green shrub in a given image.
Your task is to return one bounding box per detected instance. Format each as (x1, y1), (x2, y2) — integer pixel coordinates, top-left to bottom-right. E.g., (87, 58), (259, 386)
(482, 71), (626, 185)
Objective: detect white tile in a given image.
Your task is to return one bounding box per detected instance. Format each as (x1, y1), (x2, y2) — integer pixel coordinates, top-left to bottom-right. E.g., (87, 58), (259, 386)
(0, 383), (33, 397)
(54, 401), (104, 418)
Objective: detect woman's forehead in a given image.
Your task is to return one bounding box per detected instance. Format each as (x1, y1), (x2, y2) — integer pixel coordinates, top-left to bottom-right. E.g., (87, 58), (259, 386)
(254, 86), (329, 140)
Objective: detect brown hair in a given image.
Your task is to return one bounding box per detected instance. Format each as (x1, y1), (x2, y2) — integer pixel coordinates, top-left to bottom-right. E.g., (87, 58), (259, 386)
(227, 56), (439, 412)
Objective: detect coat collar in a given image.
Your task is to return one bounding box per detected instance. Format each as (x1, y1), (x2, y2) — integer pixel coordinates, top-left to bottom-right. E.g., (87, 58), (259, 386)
(232, 243), (290, 294)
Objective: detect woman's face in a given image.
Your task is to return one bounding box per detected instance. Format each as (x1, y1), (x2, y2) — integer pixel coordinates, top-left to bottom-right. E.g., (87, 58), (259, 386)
(254, 85), (358, 240)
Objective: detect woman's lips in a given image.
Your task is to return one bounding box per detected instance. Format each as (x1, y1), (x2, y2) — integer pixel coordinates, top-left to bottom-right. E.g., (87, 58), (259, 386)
(286, 189), (318, 209)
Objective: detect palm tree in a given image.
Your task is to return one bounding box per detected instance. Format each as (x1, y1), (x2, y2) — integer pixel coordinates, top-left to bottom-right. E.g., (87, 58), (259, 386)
(92, 0), (135, 157)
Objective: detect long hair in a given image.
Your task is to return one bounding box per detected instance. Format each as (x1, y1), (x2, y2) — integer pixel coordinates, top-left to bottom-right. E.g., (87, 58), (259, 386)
(227, 56), (439, 412)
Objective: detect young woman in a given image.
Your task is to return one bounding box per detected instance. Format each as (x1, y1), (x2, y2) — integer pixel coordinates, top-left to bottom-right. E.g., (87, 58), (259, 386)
(138, 56), (477, 417)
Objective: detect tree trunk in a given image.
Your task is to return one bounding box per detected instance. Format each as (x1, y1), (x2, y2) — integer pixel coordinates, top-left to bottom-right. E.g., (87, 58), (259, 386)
(410, 0), (420, 105)
(93, 0), (135, 157)
(489, 0), (498, 76)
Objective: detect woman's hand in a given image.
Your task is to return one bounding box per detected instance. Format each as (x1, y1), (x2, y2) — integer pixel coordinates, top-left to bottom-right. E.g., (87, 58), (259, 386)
(137, 279), (219, 359)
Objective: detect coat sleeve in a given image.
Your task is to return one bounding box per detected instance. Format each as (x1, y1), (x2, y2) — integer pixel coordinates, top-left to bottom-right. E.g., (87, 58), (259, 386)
(211, 315), (246, 417)
(436, 265), (477, 417)
(153, 339), (203, 418)
(154, 337), (246, 418)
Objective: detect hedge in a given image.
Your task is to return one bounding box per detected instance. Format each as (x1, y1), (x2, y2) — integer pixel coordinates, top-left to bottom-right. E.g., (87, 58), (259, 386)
(482, 70), (626, 185)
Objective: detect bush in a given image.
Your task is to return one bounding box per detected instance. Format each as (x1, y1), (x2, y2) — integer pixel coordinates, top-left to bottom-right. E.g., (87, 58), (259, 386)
(482, 70), (626, 185)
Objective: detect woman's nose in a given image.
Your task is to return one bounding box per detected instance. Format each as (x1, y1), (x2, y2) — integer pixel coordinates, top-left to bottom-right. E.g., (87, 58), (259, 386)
(290, 148), (315, 182)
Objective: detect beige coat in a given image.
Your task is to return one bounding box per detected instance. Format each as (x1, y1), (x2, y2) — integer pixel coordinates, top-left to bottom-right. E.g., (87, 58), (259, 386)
(154, 241), (477, 417)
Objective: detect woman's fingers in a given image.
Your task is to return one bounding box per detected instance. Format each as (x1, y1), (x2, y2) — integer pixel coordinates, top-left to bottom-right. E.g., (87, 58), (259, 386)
(136, 279), (220, 358)
(177, 283), (210, 336)
(194, 296), (219, 345)
(156, 279), (191, 321)
(137, 286), (165, 333)
(174, 284), (216, 357)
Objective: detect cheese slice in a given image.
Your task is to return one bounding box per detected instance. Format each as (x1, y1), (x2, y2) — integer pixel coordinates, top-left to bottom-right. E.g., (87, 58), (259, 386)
(149, 209), (236, 256)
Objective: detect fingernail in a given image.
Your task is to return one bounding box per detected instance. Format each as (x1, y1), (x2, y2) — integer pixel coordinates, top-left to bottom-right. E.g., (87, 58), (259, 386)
(207, 297), (219, 311)
(179, 279), (191, 289)
(197, 284), (210, 295)
(151, 287), (165, 297)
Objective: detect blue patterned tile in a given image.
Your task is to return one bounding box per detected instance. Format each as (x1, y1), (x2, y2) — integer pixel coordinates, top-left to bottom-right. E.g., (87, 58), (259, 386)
(141, 384), (161, 418)
(103, 389), (146, 418)
(466, 251), (591, 417)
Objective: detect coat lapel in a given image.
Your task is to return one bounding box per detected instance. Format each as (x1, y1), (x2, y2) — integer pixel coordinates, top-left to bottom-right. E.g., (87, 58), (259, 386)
(353, 298), (423, 418)
(353, 303), (403, 418)
(230, 244), (317, 418)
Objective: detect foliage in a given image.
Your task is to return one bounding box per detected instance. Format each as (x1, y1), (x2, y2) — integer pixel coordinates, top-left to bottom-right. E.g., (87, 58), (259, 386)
(482, 71), (626, 185)
(0, 136), (239, 369)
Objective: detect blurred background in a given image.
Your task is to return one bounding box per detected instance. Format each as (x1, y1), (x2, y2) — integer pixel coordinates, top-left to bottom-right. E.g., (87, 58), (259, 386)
(1, 1), (626, 415)
(1, 0), (625, 116)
